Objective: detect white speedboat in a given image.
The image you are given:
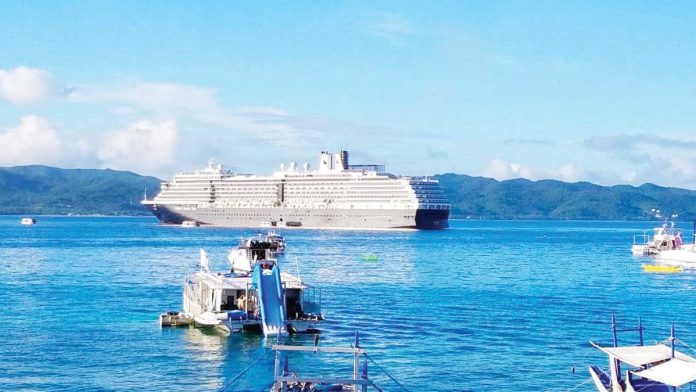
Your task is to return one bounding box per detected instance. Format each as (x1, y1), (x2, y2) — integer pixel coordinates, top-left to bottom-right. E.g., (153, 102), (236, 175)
(631, 221), (682, 256)
(20, 217), (36, 225)
(589, 315), (696, 391)
(182, 241), (322, 337)
(264, 229), (286, 253)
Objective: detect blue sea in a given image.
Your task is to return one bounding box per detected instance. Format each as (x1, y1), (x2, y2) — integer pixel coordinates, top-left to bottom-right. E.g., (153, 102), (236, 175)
(2, 216), (696, 391)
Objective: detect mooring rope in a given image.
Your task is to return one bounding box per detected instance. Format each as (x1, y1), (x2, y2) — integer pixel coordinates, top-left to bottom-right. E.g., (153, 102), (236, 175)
(217, 349), (270, 392)
(561, 376), (594, 392)
(364, 353), (410, 392)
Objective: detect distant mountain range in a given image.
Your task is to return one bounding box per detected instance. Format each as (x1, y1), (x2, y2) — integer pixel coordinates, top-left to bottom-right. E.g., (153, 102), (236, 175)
(0, 165), (160, 215)
(434, 173), (696, 220)
(2, 165), (696, 220)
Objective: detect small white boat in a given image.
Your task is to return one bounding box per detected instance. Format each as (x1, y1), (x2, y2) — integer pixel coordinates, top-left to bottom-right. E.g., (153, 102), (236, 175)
(20, 217), (36, 225)
(631, 220), (682, 256)
(589, 315), (696, 392)
(181, 220), (200, 228)
(194, 311), (222, 327)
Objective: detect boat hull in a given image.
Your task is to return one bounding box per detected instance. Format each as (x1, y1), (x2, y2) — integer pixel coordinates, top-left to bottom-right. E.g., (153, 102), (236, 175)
(145, 204), (449, 230)
(654, 248), (696, 267)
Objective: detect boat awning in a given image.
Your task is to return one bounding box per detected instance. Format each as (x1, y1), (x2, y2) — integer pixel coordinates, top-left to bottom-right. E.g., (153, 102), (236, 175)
(593, 343), (696, 367)
(633, 359), (696, 386)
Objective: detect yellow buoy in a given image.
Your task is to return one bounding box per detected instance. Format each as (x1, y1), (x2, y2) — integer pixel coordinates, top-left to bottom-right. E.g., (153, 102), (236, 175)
(642, 264), (682, 273)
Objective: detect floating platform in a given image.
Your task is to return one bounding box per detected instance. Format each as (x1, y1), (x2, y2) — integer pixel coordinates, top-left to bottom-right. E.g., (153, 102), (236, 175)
(159, 311), (194, 327)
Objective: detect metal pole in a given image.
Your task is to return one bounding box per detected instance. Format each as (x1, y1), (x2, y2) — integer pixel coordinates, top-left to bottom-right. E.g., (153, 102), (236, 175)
(273, 350), (280, 392)
(353, 350), (359, 392)
(611, 314), (621, 385)
(671, 323), (675, 359)
(639, 317), (644, 346)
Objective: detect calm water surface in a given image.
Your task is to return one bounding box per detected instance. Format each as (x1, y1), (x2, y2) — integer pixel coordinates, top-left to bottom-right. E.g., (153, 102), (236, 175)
(1, 217), (696, 391)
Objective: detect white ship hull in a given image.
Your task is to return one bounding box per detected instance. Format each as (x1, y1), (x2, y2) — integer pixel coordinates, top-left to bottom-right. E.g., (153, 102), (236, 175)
(146, 204), (449, 229)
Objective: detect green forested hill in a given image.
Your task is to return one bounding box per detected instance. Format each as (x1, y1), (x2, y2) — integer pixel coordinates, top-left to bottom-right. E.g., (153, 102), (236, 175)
(434, 173), (696, 220)
(3, 165), (696, 219)
(0, 165), (161, 215)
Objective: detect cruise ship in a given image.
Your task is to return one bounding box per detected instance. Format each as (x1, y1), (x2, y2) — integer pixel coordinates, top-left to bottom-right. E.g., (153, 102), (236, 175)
(142, 151), (450, 229)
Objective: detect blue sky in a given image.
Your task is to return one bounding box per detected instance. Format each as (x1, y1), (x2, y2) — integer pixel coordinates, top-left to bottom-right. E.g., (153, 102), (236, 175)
(2, 1), (696, 187)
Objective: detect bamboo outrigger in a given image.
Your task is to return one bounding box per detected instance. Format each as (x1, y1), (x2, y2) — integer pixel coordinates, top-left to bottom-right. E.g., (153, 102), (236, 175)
(270, 333), (374, 392)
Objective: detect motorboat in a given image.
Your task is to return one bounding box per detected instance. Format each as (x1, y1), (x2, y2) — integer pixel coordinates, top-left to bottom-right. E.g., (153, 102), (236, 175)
(264, 229), (286, 254)
(20, 217), (36, 225)
(232, 233), (285, 261)
(631, 220), (682, 256)
(182, 240), (323, 337)
(181, 220), (200, 228)
(589, 315), (696, 391)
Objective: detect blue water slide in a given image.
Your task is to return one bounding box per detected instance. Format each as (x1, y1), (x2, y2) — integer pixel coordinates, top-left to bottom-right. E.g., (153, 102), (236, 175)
(252, 264), (286, 336)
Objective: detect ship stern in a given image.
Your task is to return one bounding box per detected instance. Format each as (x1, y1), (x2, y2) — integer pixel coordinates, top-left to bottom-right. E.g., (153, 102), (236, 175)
(415, 208), (449, 229)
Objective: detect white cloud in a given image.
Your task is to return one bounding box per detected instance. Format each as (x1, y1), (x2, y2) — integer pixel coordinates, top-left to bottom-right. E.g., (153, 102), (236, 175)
(582, 133), (696, 187)
(550, 163), (584, 182)
(98, 120), (178, 172)
(69, 82), (321, 147)
(0, 66), (55, 104)
(483, 158), (536, 180)
(0, 115), (63, 165)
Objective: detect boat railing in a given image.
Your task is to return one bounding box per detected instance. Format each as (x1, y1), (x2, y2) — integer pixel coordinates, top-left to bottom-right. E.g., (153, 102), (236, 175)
(301, 287), (322, 316)
(183, 274), (206, 313)
(633, 232), (652, 246)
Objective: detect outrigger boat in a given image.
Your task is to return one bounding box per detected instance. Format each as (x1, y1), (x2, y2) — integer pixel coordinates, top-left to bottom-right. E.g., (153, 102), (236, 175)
(178, 237), (322, 336)
(270, 332), (375, 392)
(589, 315), (696, 392)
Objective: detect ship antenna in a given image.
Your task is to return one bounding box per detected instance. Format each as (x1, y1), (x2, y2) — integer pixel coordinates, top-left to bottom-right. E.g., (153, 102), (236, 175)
(143, 187), (148, 201)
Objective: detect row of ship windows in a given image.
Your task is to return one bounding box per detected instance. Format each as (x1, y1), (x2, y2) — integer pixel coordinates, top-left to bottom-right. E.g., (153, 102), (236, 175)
(175, 177), (406, 183)
(174, 179), (413, 186)
(196, 212), (412, 220)
(162, 190), (421, 196)
(170, 186), (416, 192)
(166, 188), (418, 194)
(159, 193), (419, 199)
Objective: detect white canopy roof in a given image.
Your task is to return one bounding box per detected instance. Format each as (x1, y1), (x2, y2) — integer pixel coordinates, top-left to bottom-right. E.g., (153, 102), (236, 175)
(593, 343), (696, 367)
(633, 359), (696, 386)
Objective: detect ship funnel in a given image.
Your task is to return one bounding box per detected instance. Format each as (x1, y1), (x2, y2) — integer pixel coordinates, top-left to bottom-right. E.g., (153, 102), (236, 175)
(339, 150), (349, 169)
